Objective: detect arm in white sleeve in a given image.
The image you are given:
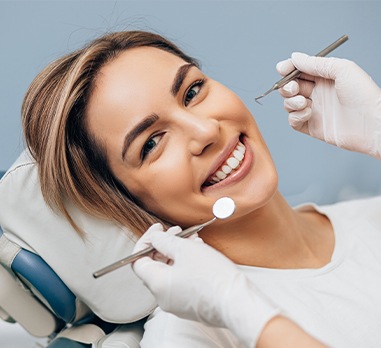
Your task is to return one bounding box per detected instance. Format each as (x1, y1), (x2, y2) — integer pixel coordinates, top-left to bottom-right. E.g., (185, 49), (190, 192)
(132, 225), (327, 348)
(277, 53), (381, 159)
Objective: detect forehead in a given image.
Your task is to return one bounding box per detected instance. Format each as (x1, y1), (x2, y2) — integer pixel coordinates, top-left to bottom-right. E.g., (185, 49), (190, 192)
(99, 46), (186, 87)
(86, 47), (189, 149)
(87, 46), (186, 120)
(90, 47), (186, 115)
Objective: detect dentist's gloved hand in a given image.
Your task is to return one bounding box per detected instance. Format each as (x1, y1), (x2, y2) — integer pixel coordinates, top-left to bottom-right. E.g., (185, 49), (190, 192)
(277, 53), (381, 159)
(132, 224), (281, 348)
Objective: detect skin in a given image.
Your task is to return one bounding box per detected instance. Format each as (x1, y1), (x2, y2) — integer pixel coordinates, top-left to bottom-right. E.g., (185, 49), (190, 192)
(86, 46), (334, 269)
(257, 316), (327, 348)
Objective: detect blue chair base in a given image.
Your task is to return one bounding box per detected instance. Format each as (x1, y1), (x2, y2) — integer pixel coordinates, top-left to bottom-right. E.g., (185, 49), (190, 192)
(47, 337), (91, 348)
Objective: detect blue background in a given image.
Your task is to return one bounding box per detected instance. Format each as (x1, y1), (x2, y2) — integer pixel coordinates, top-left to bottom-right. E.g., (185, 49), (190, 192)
(1, 0), (381, 206)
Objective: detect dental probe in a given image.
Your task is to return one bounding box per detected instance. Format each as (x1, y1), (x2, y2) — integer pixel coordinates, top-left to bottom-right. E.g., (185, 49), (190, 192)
(255, 34), (349, 103)
(93, 197), (236, 278)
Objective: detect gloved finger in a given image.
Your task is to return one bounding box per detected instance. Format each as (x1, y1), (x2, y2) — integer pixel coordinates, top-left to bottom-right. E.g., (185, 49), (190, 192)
(132, 255), (154, 275)
(295, 78), (315, 98)
(141, 226), (181, 263)
(166, 226), (182, 236)
(132, 255), (169, 290)
(276, 58), (294, 76)
(152, 250), (172, 264)
(162, 227), (202, 263)
(150, 231), (189, 260)
(133, 223), (164, 253)
(291, 52), (340, 80)
(283, 95), (308, 113)
(192, 233), (205, 243)
(167, 225), (201, 242)
(278, 80), (299, 97)
(288, 107), (312, 133)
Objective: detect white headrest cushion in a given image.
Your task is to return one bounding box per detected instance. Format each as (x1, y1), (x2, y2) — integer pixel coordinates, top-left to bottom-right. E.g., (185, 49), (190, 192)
(0, 150), (156, 323)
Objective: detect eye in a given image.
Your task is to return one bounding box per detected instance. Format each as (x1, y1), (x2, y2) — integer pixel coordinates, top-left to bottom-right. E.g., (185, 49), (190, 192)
(184, 79), (205, 106)
(141, 134), (162, 160)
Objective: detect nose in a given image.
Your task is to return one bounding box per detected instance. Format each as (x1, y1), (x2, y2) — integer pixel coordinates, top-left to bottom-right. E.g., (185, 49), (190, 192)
(178, 111), (220, 155)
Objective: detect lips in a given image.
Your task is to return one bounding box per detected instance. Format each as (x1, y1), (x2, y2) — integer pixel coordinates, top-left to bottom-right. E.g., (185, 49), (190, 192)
(202, 140), (246, 187)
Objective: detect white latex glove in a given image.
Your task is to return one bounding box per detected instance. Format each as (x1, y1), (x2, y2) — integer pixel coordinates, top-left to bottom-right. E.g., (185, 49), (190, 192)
(277, 53), (381, 159)
(132, 224), (281, 348)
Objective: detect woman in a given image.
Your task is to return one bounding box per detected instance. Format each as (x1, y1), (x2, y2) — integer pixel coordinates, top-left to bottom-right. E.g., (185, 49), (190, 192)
(131, 51), (381, 348)
(22, 30), (381, 347)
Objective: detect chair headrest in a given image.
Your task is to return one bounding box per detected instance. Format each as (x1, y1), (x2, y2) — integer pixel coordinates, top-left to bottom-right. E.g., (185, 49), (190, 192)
(0, 150), (156, 323)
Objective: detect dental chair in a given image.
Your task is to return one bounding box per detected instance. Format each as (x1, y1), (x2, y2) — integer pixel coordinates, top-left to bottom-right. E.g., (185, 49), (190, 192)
(0, 224), (122, 348)
(0, 152), (157, 347)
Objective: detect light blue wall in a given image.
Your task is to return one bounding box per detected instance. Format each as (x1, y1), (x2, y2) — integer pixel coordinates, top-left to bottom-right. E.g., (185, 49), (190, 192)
(1, 1), (381, 206)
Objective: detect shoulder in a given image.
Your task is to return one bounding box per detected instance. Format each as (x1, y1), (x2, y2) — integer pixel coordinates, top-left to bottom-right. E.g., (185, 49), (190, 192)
(319, 195), (381, 223)
(297, 195), (381, 223)
(141, 307), (240, 348)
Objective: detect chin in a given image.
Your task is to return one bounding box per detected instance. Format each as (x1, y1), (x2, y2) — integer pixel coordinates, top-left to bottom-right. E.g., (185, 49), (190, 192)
(235, 168), (279, 216)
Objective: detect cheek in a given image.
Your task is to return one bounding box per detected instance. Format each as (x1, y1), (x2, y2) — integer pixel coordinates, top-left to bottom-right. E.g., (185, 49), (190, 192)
(211, 83), (248, 114)
(125, 159), (195, 222)
(240, 147), (279, 214)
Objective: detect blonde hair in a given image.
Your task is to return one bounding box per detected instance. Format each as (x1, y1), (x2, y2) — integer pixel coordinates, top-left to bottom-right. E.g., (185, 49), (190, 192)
(22, 31), (199, 236)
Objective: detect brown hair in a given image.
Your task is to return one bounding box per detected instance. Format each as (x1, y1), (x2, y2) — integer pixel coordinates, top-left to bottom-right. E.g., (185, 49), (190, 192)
(22, 31), (199, 236)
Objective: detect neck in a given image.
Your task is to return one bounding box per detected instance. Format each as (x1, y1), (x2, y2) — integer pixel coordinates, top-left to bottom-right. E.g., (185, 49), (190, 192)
(198, 191), (333, 269)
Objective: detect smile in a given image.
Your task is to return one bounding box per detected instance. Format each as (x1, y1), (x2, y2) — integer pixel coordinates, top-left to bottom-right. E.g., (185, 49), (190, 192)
(203, 141), (246, 187)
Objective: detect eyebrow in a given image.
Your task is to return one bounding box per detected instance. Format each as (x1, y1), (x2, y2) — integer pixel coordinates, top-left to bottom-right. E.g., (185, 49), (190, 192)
(121, 63), (196, 160)
(122, 113), (159, 160)
(171, 63), (197, 97)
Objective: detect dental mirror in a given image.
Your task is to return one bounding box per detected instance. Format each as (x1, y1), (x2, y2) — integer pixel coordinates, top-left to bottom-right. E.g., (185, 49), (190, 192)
(176, 196), (236, 238)
(213, 196), (236, 219)
(93, 196), (236, 278)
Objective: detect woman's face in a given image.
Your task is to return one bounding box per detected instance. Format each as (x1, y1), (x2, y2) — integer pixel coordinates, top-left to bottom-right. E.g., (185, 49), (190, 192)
(86, 47), (278, 227)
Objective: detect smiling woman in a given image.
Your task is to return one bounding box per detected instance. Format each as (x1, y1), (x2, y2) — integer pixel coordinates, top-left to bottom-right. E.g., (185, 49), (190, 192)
(84, 44), (277, 228)
(20, 30), (381, 348)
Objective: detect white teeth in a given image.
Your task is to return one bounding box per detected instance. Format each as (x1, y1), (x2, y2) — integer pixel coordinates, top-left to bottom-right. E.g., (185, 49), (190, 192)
(222, 165), (232, 174)
(216, 171), (227, 180)
(237, 144), (245, 152)
(233, 150), (244, 161)
(227, 157), (240, 169)
(204, 141), (247, 186)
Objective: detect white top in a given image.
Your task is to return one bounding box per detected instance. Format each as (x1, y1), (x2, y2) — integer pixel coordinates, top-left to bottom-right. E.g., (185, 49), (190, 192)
(141, 196), (381, 347)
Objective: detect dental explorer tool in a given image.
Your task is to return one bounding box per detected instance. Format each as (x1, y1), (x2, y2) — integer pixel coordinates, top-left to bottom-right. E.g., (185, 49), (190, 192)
(93, 197), (236, 278)
(254, 34), (349, 103)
